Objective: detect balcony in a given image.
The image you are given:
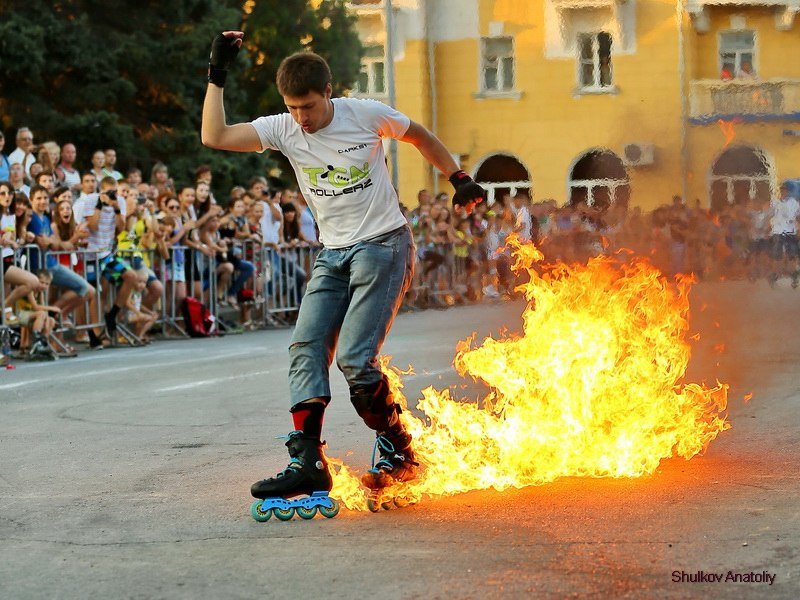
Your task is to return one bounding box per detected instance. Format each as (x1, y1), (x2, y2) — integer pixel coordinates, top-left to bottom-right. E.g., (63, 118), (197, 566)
(688, 79), (800, 124)
(686, 0), (799, 31)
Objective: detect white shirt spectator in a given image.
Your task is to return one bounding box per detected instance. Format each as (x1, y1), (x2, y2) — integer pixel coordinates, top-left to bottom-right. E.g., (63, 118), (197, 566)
(74, 192), (126, 226)
(515, 204), (533, 242)
(259, 200), (282, 245)
(299, 206), (317, 243)
(770, 197), (800, 235)
(8, 148), (35, 178)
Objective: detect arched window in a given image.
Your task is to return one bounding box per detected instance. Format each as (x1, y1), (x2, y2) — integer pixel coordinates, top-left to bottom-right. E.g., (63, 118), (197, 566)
(709, 146), (772, 212)
(568, 150), (629, 211)
(473, 153), (531, 206)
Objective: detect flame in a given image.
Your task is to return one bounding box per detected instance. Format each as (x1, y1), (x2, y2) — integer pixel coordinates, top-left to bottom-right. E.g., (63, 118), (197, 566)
(331, 237), (730, 510)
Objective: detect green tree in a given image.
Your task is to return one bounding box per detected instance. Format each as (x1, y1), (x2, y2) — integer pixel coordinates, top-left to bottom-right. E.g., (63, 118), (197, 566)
(0, 0), (363, 194)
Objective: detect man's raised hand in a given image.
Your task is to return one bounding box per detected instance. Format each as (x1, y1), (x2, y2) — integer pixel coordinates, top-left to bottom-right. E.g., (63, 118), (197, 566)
(208, 31), (244, 88)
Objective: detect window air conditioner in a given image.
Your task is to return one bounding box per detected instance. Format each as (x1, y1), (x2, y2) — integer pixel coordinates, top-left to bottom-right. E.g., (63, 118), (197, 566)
(622, 143), (655, 167)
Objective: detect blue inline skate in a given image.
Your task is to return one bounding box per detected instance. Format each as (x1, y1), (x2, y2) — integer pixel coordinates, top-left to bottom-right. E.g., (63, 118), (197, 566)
(361, 429), (419, 512)
(250, 431), (340, 521)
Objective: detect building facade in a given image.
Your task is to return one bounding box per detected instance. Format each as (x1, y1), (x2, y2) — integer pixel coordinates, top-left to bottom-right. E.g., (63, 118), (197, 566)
(347, 0), (800, 211)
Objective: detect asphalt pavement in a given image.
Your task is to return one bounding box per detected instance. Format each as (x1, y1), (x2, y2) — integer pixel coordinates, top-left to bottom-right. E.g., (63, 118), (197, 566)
(0, 280), (798, 599)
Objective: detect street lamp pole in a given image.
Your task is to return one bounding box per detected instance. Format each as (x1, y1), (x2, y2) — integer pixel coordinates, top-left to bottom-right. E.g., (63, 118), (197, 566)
(384, 0), (400, 192)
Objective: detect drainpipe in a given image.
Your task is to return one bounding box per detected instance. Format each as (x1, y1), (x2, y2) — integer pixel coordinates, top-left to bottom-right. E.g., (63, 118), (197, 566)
(678, 0), (689, 204)
(384, 0), (400, 192)
(426, 0), (439, 194)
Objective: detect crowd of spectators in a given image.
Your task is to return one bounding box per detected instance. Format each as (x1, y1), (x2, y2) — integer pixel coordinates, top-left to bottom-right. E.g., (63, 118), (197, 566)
(2, 125), (799, 363)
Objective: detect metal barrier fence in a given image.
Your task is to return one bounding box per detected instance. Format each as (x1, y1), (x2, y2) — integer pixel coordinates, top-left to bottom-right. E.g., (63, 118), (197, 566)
(2, 238), (482, 360)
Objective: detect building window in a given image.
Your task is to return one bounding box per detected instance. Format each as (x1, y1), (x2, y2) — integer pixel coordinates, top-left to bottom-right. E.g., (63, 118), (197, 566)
(719, 30), (756, 79)
(354, 45), (386, 96)
(481, 37), (514, 93)
(577, 32), (613, 91)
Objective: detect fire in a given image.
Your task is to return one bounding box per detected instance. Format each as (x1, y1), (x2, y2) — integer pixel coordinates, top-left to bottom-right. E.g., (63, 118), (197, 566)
(331, 237), (730, 510)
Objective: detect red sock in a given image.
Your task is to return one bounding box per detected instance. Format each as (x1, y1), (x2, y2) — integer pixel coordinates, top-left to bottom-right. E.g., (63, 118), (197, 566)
(290, 402), (326, 438)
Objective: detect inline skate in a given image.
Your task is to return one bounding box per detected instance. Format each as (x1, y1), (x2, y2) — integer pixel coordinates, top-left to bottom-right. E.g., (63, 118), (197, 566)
(361, 429), (419, 512)
(250, 431), (340, 521)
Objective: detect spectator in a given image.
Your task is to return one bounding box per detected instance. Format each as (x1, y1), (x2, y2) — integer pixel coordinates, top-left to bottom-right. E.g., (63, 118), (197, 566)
(38, 142), (60, 174)
(195, 164), (213, 186)
(116, 192), (164, 315)
(294, 192), (318, 244)
(34, 170), (55, 195)
(89, 150), (106, 182)
(2, 182), (48, 320)
(157, 203), (189, 309)
(126, 167), (143, 186)
(512, 192), (533, 242)
(55, 143), (81, 190)
(0, 132), (10, 181)
(9, 163), (30, 197)
(84, 176), (137, 337)
(8, 127), (37, 178)
(150, 162), (174, 196)
(768, 182), (800, 286)
(737, 60), (756, 79)
(14, 269), (59, 360)
(125, 261), (158, 342)
(75, 172), (99, 215)
(26, 184), (98, 349)
(103, 148), (124, 181)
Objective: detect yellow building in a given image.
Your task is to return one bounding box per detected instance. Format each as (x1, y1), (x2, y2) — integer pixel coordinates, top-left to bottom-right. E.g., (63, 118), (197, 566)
(347, 0), (800, 211)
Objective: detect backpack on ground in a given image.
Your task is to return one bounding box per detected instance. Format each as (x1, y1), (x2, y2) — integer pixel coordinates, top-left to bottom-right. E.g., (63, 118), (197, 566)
(181, 297), (215, 337)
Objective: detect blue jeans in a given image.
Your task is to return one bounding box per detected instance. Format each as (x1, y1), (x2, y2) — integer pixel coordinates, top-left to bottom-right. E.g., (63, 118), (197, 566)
(288, 225), (414, 407)
(229, 257), (255, 297)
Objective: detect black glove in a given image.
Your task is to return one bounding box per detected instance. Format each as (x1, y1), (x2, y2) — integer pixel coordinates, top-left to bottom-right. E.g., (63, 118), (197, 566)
(208, 32), (241, 87)
(449, 170), (486, 209)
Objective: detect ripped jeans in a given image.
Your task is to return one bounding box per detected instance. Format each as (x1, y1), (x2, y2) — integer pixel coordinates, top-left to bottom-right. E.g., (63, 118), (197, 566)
(287, 225), (414, 407)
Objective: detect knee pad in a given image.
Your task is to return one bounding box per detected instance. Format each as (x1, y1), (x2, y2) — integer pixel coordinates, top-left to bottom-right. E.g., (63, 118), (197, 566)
(349, 377), (401, 432)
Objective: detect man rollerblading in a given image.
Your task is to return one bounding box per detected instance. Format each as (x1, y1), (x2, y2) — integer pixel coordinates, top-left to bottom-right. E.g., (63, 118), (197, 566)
(201, 31), (485, 520)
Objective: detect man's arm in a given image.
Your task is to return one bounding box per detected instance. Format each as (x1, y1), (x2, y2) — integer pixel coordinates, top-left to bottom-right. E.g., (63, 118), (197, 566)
(201, 85), (262, 152)
(400, 121), (486, 211)
(399, 121), (459, 177)
(201, 31), (262, 152)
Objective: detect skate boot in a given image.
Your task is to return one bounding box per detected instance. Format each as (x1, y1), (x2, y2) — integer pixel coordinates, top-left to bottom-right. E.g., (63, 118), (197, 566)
(361, 428), (419, 512)
(249, 431), (340, 522)
(28, 334), (56, 361)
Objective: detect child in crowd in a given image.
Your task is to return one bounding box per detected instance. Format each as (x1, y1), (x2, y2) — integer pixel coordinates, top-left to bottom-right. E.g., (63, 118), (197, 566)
(15, 270), (59, 360)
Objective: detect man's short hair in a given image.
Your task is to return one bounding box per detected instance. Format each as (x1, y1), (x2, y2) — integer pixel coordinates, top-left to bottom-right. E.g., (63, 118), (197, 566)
(16, 127), (32, 141)
(82, 172), (96, 182)
(34, 170), (54, 184)
(247, 176), (267, 190)
(99, 176), (117, 189)
(29, 184), (49, 199)
(276, 52), (331, 97)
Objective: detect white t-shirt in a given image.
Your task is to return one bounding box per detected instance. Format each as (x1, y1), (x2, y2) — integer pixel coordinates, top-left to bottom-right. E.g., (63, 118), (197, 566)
(8, 148), (35, 179)
(250, 97), (410, 248)
(300, 206), (317, 243)
(259, 200), (282, 245)
(769, 197), (800, 235)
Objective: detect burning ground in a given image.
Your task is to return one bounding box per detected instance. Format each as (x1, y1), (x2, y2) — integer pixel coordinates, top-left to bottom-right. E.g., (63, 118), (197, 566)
(331, 238), (730, 510)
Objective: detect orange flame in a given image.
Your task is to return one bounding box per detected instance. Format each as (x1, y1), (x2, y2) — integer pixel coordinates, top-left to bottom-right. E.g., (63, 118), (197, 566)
(331, 237), (730, 510)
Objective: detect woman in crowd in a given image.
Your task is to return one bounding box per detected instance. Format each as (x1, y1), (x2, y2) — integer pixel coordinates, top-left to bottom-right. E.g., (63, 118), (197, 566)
(2, 183), (48, 323)
(150, 162), (174, 196)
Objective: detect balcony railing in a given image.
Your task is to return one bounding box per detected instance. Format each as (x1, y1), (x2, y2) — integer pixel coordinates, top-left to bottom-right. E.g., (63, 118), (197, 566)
(688, 78), (800, 123)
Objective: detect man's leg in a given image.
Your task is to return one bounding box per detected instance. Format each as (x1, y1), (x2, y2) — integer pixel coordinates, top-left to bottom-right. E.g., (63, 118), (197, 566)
(250, 249), (350, 501)
(334, 227), (416, 488)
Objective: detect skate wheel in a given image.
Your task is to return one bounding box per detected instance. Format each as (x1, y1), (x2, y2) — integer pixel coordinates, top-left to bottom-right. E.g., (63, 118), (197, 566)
(274, 507), (295, 521)
(296, 506), (317, 520)
(250, 500), (272, 522)
(381, 501), (393, 511)
(393, 497), (409, 508)
(366, 498), (380, 513)
(318, 500), (339, 519)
